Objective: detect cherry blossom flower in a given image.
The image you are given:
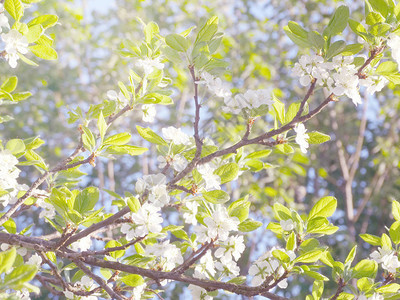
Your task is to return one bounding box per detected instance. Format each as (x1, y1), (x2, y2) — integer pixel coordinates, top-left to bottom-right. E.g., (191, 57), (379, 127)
(195, 205), (239, 243)
(145, 240), (184, 271)
(294, 123), (309, 153)
(1, 29), (29, 68)
(142, 104), (156, 122)
(194, 250), (216, 279)
(197, 163), (221, 191)
(27, 253), (42, 267)
(197, 71), (232, 99)
(106, 90), (130, 109)
(162, 126), (190, 145)
(136, 56), (164, 75)
(387, 33), (400, 68)
(371, 247), (400, 273)
(121, 203), (163, 240)
(0, 5), (10, 33)
(214, 235), (245, 263)
(280, 219), (295, 231)
(157, 154), (188, 172)
(70, 236), (92, 251)
(188, 284), (213, 300)
(183, 200), (199, 225)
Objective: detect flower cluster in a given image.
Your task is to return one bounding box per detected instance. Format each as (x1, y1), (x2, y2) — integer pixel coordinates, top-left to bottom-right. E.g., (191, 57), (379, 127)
(135, 173), (170, 207)
(198, 72), (275, 115)
(121, 203), (163, 240)
(197, 163), (221, 191)
(145, 240), (184, 271)
(370, 247), (400, 273)
(294, 123), (309, 154)
(249, 247), (296, 288)
(0, 150), (27, 207)
(195, 205), (239, 243)
(162, 126), (191, 145)
(293, 54), (388, 106)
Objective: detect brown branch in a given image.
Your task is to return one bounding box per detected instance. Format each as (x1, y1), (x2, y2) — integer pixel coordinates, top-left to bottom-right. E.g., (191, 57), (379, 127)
(73, 258), (127, 300)
(172, 242), (214, 275)
(330, 278), (346, 300)
(63, 206), (131, 246)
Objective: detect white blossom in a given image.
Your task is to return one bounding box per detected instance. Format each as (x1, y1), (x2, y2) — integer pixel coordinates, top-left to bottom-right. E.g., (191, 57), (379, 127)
(145, 240), (184, 271)
(142, 104), (156, 122)
(359, 75), (388, 95)
(294, 123), (309, 153)
(1, 29), (28, 68)
(15, 288), (30, 300)
(136, 56), (164, 75)
(197, 163), (221, 191)
(249, 248), (295, 287)
(195, 205), (239, 243)
(70, 236), (92, 251)
(0, 5), (10, 33)
(133, 283), (146, 300)
(106, 90), (130, 109)
(37, 198), (56, 220)
(0, 149), (23, 206)
(157, 154), (187, 172)
(194, 250), (216, 279)
(188, 284), (213, 300)
(162, 126), (190, 145)
(121, 203), (163, 240)
(331, 62), (361, 106)
(370, 247), (400, 273)
(280, 219), (295, 231)
(183, 200), (199, 225)
(387, 33), (400, 68)
(27, 253), (42, 267)
(197, 71), (232, 99)
(214, 235), (245, 263)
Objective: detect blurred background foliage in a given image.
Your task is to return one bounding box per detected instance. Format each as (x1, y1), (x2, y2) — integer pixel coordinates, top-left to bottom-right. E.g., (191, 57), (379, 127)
(1, 0), (399, 298)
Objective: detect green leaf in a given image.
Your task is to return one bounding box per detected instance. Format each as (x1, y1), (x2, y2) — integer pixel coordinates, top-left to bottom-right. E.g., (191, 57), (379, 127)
(348, 19), (368, 37)
(3, 218), (16, 234)
(323, 5), (350, 37)
(28, 14), (58, 29)
(285, 103), (301, 123)
(118, 81), (130, 100)
(341, 43), (364, 56)
(127, 196), (140, 213)
(25, 24), (43, 43)
(326, 40), (346, 59)
(74, 187), (99, 214)
(6, 139), (25, 154)
(369, 23), (391, 36)
(136, 126), (167, 146)
(393, 200), (400, 221)
(165, 33), (189, 52)
(203, 190), (230, 204)
(120, 274), (144, 287)
(97, 111), (107, 143)
(284, 26), (312, 48)
(287, 21), (308, 39)
(272, 98), (285, 125)
(1, 76), (18, 93)
(107, 145), (148, 156)
(376, 283), (400, 294)
(307, 31), (325, 50)
(195, 16), (218, 44)
(357, 277), (374, 292)
(389, 221), (400, 244)
(214, 163), (239, 184)
(366, 11), (385, 25)
(353, 259), (378, 278)
(286, 232), (296, 251)
(245, 150), (272, 159)
(105, 241), (125, 259)
(4, 265), (37, 288)
(272, 249), (291, 263)
(376, 61), (398, 75)
(5, 0), (23, 21)
(12, 92), (32, 101)
(345, 245), (357, 267)
(294, 250), (324, 263)
(381, 233), (392, 250)
(144, 21), (159, 43)
(276, 144), (294, 154)
(81, 126), (96, 152)
(360, 233), (382, 246)
(29, 45), (58, 60)
(367, 0), (389, 18)
(308, 132), (331, 144)
(0, 247), (16, 274)
(238, 218), (262, 232)
(104, 132), (131, 146)
(273, 203), (292, 221)
(228, 198), (250, 222)
(308, 196), (337, 220)
(17, 53), (39, 66)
